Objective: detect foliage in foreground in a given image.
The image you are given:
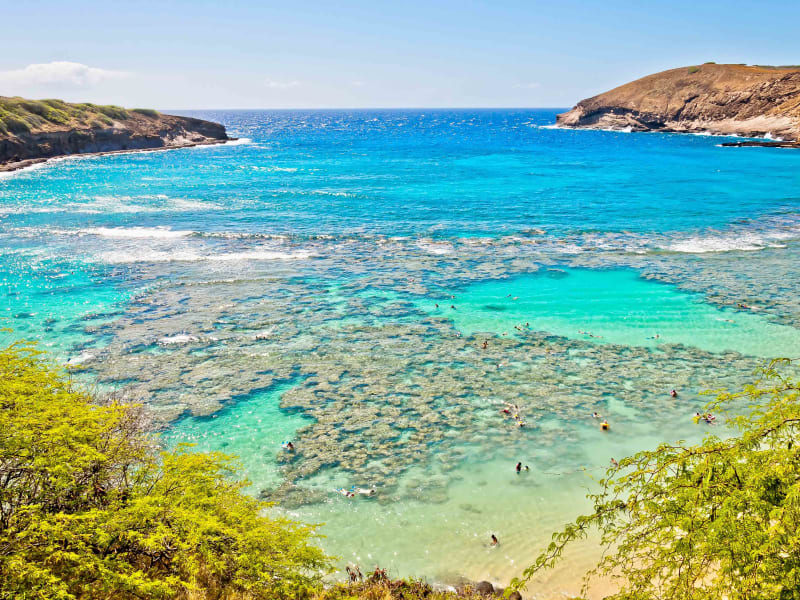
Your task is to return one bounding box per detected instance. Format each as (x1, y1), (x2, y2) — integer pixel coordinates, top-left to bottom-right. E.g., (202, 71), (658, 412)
(514, 358), (800, 600)
(0, 343), (330, 600)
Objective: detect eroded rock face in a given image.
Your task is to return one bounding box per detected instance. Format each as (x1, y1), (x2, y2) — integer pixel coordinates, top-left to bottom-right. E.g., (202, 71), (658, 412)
(557, 64), (800, 141)
(0, 112), (228, 168)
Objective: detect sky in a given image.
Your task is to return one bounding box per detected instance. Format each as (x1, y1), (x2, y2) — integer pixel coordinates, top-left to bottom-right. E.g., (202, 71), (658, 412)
(2, 0), (800, 109)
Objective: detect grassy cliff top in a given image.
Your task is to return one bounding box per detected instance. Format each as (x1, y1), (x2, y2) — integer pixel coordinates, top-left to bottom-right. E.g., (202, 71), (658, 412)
(0, 96), (161, 136)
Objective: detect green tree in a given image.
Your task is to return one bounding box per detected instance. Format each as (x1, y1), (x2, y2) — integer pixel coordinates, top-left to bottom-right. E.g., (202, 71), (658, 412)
(514, 359), (800, 600)
(0, 342), (330, 600)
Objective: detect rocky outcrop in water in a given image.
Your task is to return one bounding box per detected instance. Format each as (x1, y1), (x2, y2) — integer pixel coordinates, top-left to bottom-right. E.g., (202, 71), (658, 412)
(0, 96), (229, 170)
(557, 63), (800, 141)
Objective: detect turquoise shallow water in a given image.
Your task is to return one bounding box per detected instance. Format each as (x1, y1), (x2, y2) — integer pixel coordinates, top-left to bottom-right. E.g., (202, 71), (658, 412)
(1, 110), (800, 597)
(423, 268), (800, 357)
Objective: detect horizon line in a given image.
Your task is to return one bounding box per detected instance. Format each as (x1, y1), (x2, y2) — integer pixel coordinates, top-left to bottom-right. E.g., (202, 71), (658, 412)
(164, 106), (572, 112)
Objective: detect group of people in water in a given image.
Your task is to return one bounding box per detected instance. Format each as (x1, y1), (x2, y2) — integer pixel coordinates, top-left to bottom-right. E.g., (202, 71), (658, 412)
(335, 485), (377, 499)
(694, 412), (716, 424)
(591, 411), (611, 431)
(578, 330), (603, 339)
(500, 401), (527, 428)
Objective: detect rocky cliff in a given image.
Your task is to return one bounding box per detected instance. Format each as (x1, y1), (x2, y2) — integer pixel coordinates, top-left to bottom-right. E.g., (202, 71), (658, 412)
(0, 97), (229, 170)
(556, 64), (800, 142)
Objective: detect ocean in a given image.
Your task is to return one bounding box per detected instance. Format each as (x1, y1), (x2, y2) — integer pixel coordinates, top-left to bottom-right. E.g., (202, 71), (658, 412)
(2, 109), (799, 597)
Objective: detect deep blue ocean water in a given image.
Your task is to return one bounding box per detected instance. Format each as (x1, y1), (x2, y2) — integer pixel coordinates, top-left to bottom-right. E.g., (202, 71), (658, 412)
(2, 109), (799, 593)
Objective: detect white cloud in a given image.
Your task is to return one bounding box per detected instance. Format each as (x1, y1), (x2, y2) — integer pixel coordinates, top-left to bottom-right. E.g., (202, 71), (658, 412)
(0, 61), (128, 89)
(513, 82), (541, 89)
(265, 78), (301, 90)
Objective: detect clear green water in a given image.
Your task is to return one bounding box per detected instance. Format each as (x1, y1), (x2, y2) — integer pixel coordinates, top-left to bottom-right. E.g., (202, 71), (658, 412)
(163, 382), (313, 492)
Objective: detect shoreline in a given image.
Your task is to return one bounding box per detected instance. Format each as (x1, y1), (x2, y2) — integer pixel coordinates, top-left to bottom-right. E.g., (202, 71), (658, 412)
(0, 138), (235, 174)
(553, 123), (800, 145)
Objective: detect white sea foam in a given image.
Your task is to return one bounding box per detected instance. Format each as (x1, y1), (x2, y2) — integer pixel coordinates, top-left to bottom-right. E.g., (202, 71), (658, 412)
(1, 195), (221, 215)
(81, 226), (194, 239)
(67, 352), (95, 365)
(416, 241), (455, 255)
(158, 334), (200, 345)
(187, 137), (252, 149)
(99, 248), (315, 264)
(665, 229), (797, 254)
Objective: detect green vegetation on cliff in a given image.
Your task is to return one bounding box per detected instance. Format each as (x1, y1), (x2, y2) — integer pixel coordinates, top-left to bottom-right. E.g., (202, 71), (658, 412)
(0, 97), (155, 135)
(517, 359), (800, 600)
(0, 343), (330, 600)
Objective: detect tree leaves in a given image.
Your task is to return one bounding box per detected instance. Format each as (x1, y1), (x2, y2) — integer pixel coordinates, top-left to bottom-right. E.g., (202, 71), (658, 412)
(0, 343), (331, 599)
(516, 359), (800, 600)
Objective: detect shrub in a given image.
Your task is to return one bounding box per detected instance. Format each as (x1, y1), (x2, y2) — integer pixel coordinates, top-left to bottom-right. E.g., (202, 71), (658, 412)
(132, 108), (160, 118)
(688, 65), (700, 73)
(2, 115), (31, 134)
(95, 104), (131, 120)
(0, 343), (331, 600)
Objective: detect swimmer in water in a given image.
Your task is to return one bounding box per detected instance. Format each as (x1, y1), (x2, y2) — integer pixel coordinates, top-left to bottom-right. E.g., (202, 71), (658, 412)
(524, 465), (530, 471)
(600, 420), (610, 431)
(491, 534), (498, 546)
(287, 441), (295, 451)
(435, 303), (439, 308)
(670, 389), (678, 398)
(592, 412), (600, 419)
(482, 340), (488, 349)
(516, 462), (522, 474)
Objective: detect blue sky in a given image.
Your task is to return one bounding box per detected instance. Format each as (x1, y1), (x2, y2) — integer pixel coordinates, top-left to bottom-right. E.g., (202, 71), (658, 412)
(2, 0), (799, 109)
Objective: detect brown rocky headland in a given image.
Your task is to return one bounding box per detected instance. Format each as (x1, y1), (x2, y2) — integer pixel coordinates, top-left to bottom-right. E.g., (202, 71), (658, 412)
(556, 63), (800, 144)
(0, 96), (230, 172)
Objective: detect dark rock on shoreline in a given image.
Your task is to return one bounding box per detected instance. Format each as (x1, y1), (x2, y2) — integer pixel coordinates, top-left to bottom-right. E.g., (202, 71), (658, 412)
(720, 140), (800, 148)
(557, 63), (800, 141)
(0, 96), (229, 171)
(456, 579), (523, 599)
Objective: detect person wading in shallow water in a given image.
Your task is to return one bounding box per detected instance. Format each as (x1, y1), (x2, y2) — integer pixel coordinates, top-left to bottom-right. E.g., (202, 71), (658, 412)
(491, 534), (499, 546)
(516, 462), (522, 474)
